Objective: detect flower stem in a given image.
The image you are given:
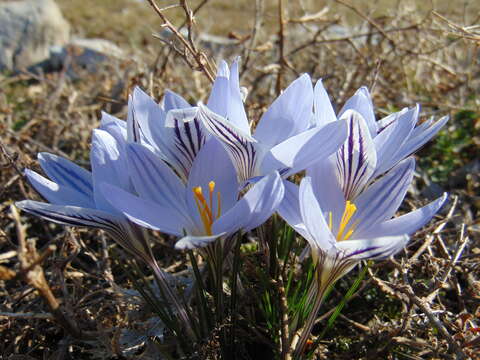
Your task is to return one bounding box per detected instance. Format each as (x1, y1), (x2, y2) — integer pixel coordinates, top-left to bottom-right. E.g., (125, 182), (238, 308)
(292, 282), (326, 359)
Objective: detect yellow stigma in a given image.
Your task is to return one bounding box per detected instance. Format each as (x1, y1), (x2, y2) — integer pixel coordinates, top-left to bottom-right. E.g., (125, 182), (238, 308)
(192, 181), (221, 235)
(329, 201), (358, 241)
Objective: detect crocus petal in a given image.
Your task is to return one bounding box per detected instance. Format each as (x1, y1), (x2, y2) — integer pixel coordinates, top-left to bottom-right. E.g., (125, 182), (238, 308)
(313, 79), (337, 127)
(337, 234), (409, 260)
(276, 180), (310, 240)
(91, 129), (130, 213)
(307, 156), (345, 230)
(391, 115), (449, 164)
(213, 171), (284, 234)
(299, 177), (337, 250)
(100, 112), (127, 147)
(163, 89), (191, 112)
(227, 58), (250, 134)
(25, 169), (96, 208)
(15, 200), (124, 231)
(254, 74), (313, 147)
(175, 233), (225, 250)
(336, 110), (377, 200)
(38, 153), (93, 199)
(131, 87), (168, 148)
(338, 87), (377, 136)
(126, 143), (188, 216)
(197, 103), (260, 182)
(263, 119), (347, 177)
(187, 138), (238, 217)
(376, 112), (398, 131)
(207, 60), (230, 116)
(127, 93), (141, 143)
(100, 111), (126, 130)
(164, 107), (208, 180)
(352, 157), (415, 234)
(356, 193), (448, 238)
(373, 106), (418, 176)
(100, 183), (186, 236)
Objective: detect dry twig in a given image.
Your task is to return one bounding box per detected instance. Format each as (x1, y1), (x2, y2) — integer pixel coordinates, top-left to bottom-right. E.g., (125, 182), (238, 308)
(147, 0), (215, 82)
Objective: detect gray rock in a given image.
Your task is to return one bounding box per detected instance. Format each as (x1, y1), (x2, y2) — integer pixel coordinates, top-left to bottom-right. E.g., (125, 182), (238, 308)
(48, 37), (125, 74)
(0, 0), (70, 71)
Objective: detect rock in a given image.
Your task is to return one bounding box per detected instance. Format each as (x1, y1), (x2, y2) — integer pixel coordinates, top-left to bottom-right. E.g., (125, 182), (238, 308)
(198, 33), (239, 58)
(0, 0), (70, 71)
(47, 37), (125, 75)
(158, 28), (240, 59)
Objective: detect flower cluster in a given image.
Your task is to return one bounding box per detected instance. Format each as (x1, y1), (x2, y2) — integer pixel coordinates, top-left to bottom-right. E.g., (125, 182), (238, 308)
(16, 59), (448, 355)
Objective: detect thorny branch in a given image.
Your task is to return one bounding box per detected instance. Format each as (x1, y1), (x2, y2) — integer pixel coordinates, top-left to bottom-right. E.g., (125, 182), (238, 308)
(147, 0), (215, 83)
(6, 206), (95, 340)
(276, 0), (287, 95)
(433, 11), (480, 42)
(391, 261), (468, 360)
(241, 0), (264, 75)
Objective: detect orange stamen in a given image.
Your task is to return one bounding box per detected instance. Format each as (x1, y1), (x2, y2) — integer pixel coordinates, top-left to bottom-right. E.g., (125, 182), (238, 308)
(192, 182), (222, 235)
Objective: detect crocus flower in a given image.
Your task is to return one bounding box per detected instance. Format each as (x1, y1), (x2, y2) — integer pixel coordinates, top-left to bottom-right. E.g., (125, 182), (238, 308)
(100, 138), (285, 250)
(280, 157), (447, 253)
(98, 59), (243, 184)
(15, 129), (140, 255)
(281, 157), (446, 355)
(310, 82), (449, 200)
(15, 129), (195, 337)
(123, 87), (208, 183)
(285, 173), (413, 356)
(196, 62), (348, 183)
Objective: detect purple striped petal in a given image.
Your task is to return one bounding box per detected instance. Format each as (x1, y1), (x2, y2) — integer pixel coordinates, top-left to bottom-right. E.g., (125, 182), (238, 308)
(15, 200), (124, 232)
(392, 115), (449, 164)
(355, 193), (447, 238)
(100, 182), (187, 236)
(17, 200), (160, 277)
(198, 103), (260, 182)
(25, 169), (96, 209)
(338, 87), (377, 136)
(352, 157), (415, 235)
(164, 107), (208, 180)
(337, 235), (409, 260)
(38, 153), (93, 199)
(336, 110), (377, 200)
(373, 106), (418, 177)
(126, 143), (189, 220)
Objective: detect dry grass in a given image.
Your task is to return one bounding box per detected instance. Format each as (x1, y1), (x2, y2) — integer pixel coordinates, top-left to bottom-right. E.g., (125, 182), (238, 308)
(1, 0), (479, 359)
